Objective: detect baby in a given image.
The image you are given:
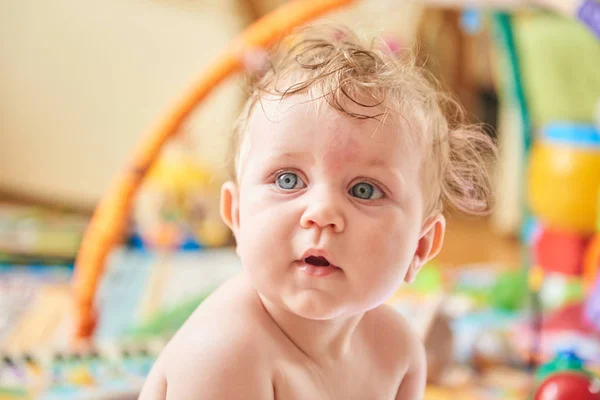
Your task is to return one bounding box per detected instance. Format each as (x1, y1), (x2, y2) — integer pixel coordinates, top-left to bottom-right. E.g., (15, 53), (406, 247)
(140, 25), (496, 399)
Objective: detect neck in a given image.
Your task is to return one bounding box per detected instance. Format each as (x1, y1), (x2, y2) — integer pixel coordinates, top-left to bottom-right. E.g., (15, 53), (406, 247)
(257, 293), (364, 364)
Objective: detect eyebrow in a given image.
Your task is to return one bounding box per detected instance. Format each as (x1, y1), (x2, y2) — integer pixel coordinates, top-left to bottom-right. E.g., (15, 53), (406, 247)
(363, 158), (390, 168)
(264, 151), (315, 163)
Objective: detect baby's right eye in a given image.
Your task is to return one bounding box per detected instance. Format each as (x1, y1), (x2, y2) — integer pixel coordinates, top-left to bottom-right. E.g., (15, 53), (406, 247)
(275, 172), (306, 190)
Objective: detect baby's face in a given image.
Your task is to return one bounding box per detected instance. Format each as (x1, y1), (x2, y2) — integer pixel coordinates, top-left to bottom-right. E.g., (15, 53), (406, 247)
(224, 95), (439, 320)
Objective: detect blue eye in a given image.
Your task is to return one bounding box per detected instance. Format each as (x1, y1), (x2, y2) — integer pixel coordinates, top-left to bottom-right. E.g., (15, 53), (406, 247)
(276, 172), (305, 190)
(350, 182), (384, 200)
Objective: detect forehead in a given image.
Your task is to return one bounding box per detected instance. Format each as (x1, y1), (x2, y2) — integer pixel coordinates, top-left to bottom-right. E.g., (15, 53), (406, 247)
(245, 95), (421, 165)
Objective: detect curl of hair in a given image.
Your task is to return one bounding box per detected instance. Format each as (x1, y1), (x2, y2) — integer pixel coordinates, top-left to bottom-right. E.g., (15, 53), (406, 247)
(441, 125), (497, 215)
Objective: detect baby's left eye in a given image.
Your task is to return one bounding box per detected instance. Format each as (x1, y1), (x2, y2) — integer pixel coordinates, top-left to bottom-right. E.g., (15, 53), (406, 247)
(349, 182), (384, 200)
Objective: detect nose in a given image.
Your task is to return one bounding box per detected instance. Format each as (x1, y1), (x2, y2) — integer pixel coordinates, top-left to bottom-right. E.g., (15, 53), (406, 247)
(300, 185), (345, 233)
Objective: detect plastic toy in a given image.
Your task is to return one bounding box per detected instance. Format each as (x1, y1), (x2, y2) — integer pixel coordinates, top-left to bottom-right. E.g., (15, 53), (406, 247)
(133, 140), (231, 250)
(534, 229), (589, 276)
(512, 303), (600, 368)
(534, 350), (600, 399)
(0, 342), (165, 400)
(538, 273), (585, 311)
(535, 371), (600, 399)
(490, 269), (529, 311)
(528, 123), (600, 234)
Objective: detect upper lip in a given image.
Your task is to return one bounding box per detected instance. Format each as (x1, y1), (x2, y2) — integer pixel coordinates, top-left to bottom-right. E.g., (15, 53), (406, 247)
(300, 248), (339, 268)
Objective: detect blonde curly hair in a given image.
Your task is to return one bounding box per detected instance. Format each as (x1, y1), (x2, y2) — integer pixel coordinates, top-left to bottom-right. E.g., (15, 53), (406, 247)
(230, 24), (497, 217)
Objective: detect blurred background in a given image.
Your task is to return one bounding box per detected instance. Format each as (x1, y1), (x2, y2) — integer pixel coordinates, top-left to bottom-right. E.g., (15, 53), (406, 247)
(0, 0), (599, 399)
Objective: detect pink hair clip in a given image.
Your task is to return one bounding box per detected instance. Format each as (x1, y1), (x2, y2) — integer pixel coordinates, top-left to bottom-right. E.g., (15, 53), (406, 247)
(380, 37), (403, 56)
(241, 47), (270, 78)
(331, 29), (348, 43)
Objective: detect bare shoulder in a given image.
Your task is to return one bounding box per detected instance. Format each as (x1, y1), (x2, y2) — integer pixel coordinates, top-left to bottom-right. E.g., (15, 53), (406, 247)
(140, 274), (276, 400)
(365, 304), (423, 347)
(364, 305), (427, 399)
(362, 304), (425, 371)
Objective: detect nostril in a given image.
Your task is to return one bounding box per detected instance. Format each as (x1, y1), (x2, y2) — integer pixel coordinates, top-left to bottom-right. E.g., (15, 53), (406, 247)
(305, 256), (330, 267)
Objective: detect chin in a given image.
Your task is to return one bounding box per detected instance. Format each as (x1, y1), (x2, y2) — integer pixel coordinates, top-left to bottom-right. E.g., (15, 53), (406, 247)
(283, 294), (357, 320)
(292, 307), (343, 321)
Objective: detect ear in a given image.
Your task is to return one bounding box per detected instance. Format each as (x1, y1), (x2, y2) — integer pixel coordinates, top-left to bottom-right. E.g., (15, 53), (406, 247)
(405, 214), (446, 283)
(220, 181), (240, 239)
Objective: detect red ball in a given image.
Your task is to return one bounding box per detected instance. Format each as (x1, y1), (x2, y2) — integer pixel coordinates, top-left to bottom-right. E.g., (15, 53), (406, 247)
(534, 372), (600, 400)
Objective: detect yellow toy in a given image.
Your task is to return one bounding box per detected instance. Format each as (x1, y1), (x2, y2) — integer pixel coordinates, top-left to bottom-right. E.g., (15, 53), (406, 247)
(528, 124), (600, 234)
(134, 140), (231, 249)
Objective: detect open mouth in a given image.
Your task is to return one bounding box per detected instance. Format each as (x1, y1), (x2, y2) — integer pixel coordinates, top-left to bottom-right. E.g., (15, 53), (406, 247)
(304, 256), (330, 267)
(298, 251), (340, 277)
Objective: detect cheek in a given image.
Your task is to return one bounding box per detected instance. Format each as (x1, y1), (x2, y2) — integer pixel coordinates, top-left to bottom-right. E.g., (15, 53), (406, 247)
(347, 213), (418, 306)
(358, 211), (419, 269)
(236, 188), (293, 259)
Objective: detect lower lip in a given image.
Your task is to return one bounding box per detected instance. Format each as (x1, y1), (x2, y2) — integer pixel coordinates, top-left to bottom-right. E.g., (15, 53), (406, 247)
(297, 261), (341, 277)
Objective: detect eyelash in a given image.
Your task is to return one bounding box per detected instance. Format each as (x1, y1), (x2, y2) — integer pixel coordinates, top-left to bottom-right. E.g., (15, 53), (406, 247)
(271, 170), (388, 200)
(349, 178), (386, 200)
(271, 169), (305, 187)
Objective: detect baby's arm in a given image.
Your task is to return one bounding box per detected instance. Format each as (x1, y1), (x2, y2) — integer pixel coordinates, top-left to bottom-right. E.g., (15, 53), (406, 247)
(142, 334), (274, 400)
(395, 330), (427, 400)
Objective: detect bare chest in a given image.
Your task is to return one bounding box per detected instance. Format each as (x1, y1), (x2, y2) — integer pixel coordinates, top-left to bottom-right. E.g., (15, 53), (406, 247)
(272, 355), (402, 400)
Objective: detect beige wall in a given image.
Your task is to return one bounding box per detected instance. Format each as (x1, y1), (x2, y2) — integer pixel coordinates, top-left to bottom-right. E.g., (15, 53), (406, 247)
(0, 0), (249, 208)
(317, 1), (422, 41)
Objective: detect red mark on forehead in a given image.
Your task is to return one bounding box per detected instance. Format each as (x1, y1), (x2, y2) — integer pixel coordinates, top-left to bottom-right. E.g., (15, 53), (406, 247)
(320, 133), (361, 172)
